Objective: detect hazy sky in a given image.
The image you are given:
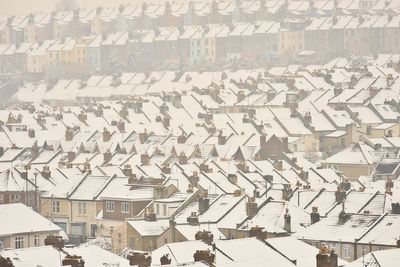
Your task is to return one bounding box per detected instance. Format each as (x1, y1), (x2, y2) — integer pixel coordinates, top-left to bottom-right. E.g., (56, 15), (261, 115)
(0, 0), (173, 17)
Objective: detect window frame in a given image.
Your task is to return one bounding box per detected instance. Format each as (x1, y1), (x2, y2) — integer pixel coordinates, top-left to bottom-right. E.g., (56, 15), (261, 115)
(78, 202), (87, 215)
(105, 201), (115, 212)
(121, 202), (130, 214)
(52, 200), (60, 213)
(15, 236), (24, 249)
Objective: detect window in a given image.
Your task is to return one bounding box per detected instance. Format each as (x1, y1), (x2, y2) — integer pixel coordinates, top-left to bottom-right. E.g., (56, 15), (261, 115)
(34, 235), (40, 246)
(156, 203), (160, 214)
(121, 202), (130, 213)
(11, 194), (20, 203)
(52, 200), (60, 213)
(163, 205), (167, 216)
(106, 201), (115, 212)
(15, 236), (24, 249)
(78, 202), (87, 215)
(343, 245), (350, 258)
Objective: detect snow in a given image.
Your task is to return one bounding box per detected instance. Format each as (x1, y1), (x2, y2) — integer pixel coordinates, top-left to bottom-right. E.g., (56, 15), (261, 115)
(0, 203), (62, 237)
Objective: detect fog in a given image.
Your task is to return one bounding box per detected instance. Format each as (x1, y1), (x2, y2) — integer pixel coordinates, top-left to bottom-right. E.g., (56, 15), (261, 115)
(0, 0), (400, 266)
(0, 0), (174, 16)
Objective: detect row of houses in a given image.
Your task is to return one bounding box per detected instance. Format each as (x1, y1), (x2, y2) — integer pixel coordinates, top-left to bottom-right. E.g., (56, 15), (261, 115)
(2, 14), (400, 76)
(3, 0), (400, 45)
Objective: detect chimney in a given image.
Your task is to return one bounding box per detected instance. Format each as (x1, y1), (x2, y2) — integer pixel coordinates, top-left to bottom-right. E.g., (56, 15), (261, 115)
(237, 161), (249, 173)
(311, 207), (320, 224)
(193, 250), (215, 265)
(249, 226), (265, 239)
(187, 211), (199, 225)
(67, 151), (76, 162)
(44, 235), (64, 249)
(227, 173), (238, 184)
(340, 179), (351, 191)
(28, 128), (35, 138)
(119, 107), (128, 119)
(41, 166), (51, 179)
(198, 191), (210, 213)
(128, 174), (137, 184)
(187, 184), (194, 193)
(178, 152), (187, 165)
(162, 117), (170, 128)
(274, 160), (283, 171)
(103, 150), (112, 163)
(234, 189), (244, 197)
(335, 186), (346, 203)
(161, 164), (171, 174)
(333, 85), (342, 96)
(237, 91), (245, 103)
(284, 209), (291, 233)
(189, 171), (199, 186)
(78, 112), (87, 122)
(122, 164), (133, 177)
(392, 203), (400, 214)
(350, 74), (357, 88)
(199, 163), (212, 173)
(299, 170), (308, 180)
(117, 120), (125, 132)
(83, 161), (91, 174)
(62, 255), (85, 267)
(21, 165), (29, 179)
(160, 254), (172, 265)
(242, 114), (250, 123)
(304, 112), (312, 124)
(246, 196), (258, 217)
(316, 245), (338, 267)
(282, 185), (293, 201)
(128, 252), (151, 267)
(65, 127), (74, 141)
(387, 73), (394, 87)
(141, 153), (150, 166)
(218, 131), (226, 145)
(195, 230), (214, 244)
(177, 133), (186, 144)
(103, 128), (111, 142)
(139, 130), (149, 144)
(29, 141), (39, 159)
(338, 211), (349, 225)
(144, 207), (157, 221)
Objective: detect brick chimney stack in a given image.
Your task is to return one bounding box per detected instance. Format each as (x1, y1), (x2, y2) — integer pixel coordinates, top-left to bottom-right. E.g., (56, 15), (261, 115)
(246, 196), (258, 217)
(102, 128), (111, 142)
(316, 244), (338, 267)
(284, 208), (291, 233)
(311, 207), (320, 224)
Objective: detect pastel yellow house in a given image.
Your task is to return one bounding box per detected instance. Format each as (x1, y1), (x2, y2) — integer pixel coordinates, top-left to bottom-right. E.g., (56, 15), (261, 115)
(370, 123), (400, 138)
(40, 196), (71, 235)
(61, 38), (76, 66)
(112, 219), (169, 254)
